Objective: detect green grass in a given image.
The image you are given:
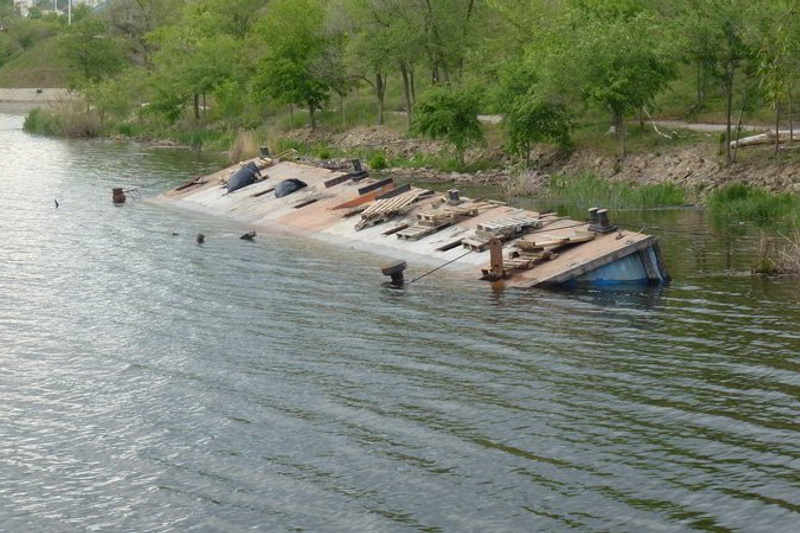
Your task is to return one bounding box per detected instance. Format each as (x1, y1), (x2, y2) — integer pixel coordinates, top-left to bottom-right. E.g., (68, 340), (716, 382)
(0, 37), (70, 87)
(707, 184), (800, 229)
(386, 152), (500, 173)
(537, 172), (687, 210)
(570, 113), (712, 156)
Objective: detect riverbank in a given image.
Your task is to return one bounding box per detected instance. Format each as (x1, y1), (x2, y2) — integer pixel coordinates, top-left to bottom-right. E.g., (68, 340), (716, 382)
(279, 126), (800, 200)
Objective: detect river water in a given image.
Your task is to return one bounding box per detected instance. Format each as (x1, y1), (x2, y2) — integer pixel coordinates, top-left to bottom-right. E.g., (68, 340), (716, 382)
(1, 112), (800, 532)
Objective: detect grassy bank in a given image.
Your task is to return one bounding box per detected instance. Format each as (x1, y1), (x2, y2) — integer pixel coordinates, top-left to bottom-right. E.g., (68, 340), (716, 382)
(707, 184), (800, 275)
(0, 38), (70, 88)
(707, 184), (800, 229)
(535, 173), (687, 210)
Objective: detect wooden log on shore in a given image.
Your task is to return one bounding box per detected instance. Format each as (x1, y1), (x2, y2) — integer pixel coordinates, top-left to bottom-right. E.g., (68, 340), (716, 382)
(730, 130), (800, 149)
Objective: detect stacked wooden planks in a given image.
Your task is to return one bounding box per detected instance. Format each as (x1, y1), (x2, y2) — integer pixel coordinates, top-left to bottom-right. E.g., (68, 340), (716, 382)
(355, 191), (426, 231)
(395, 200), (491, 241)
(462, 211), (543, 251)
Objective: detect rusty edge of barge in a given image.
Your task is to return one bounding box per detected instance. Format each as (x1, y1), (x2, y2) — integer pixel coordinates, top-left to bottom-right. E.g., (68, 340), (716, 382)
(153, 158), (670, 288)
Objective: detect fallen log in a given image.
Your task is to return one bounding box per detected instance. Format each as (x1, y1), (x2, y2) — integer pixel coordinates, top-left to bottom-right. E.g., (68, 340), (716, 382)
(730, 130), (800, 149)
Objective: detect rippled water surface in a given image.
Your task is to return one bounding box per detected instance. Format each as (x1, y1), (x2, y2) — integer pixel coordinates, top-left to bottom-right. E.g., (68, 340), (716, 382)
(2, 113), (800, 532)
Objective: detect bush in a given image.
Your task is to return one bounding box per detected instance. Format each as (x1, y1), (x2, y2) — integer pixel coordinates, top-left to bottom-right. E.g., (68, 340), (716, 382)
(505, 96), (572, 160)
(23, 102), (102, 137)
(368, 151), (387, 170)
(412, 85), (484, 167)
(23, 107), (60, 136)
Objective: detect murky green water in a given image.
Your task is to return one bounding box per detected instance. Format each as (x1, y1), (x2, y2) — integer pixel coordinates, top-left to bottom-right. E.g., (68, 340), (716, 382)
(2, 113), (800, 532)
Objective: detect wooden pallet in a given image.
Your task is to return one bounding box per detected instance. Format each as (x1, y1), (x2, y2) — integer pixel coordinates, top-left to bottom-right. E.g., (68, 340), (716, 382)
(355, 191), (422, 231)
(480, 250), (558, 279)
(476, 213), (540, 235)
(396, 221), (453, 241)
(463, 212), (543, 252)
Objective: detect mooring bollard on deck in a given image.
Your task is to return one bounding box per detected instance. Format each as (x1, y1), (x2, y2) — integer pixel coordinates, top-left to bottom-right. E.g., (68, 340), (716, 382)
(447, 189), (461, 205)
(112, 188), (126, 205)
(588, 207), (617, 234)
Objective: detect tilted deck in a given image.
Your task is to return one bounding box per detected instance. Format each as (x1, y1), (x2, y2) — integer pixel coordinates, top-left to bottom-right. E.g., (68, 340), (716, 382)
(158, 159), (668, 287)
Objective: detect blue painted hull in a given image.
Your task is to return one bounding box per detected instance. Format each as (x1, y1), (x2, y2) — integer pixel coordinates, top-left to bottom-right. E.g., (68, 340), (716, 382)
(569, 244), (670, 287)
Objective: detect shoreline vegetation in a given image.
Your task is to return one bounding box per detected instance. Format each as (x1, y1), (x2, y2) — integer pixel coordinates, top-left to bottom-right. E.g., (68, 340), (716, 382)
(5, 0), (800, 273)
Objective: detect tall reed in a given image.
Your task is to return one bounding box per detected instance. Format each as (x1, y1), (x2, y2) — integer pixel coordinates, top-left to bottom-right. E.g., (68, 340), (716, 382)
(536, 172), (686, 209)
(229, 130), (260, 163)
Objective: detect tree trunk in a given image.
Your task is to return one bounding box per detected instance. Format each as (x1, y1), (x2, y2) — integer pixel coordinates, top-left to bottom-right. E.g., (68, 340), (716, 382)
(376, 72), (386, 126)
(724, 66), (735, 165)
(614, 111), (626, 158)
(308, 104), (317, 130)
(732, 103), (745, 164)
(410, 69), (416, 104)
(440, 63), (450, 83)
(193, 93), (200, 120)
(340, 93), (346, 126)
(790, 87), (794, 146)
(289, 104), (294, 129)
(400, 62), (413, 130)
(202, 93), (207, 119)
(456, 0), (475, 81)
(696, 61), (701, 106)
(696, 60), (704, 108)
(776, 102), (781, 154)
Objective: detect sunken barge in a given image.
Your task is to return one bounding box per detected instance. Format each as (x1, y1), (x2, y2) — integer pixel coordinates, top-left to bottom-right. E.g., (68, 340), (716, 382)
(157, 157), (669, 288)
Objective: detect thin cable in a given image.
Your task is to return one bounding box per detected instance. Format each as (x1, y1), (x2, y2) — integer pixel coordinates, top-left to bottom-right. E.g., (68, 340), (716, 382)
(409, 249), (474, 284)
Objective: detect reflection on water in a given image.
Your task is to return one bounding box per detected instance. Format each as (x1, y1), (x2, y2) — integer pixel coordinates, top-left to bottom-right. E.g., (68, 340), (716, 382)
(1, 113), (800, 532)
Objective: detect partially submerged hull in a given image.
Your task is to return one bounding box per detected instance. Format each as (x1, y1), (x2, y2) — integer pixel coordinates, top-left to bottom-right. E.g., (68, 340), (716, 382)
(157, 159), (669, 288)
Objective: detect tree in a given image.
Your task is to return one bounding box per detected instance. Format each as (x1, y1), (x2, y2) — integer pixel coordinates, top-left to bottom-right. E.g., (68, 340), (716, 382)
(149, 2), (244, 121)
(412, 85), (484, 166)
(0, 0), (15, 19)
(746, 1), (800, 153)
(535, 5), (676, 157)
(254, 0), (340, 129)
(61, 17), (126, 89)
(680, 0), (752, 164)
(104, 0), (182, 67)
(335, 0), (426, 128)
(506, 96), (571, 164)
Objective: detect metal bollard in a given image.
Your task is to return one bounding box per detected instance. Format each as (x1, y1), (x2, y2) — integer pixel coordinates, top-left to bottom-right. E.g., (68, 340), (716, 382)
(381, 260), (407, 288)
(112, 188), (126, 205)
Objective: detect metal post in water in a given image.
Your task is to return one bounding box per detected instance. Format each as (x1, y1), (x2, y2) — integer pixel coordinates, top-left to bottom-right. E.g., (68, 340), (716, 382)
(112, 188), (126, 205)
(381, 260), (407, 288)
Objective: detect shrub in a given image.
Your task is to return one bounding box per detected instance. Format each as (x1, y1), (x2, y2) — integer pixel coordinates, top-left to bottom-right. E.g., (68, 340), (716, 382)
(23, 107), (60, 136)
(368, 151), (387, 170)
(412, 85), (484, 167)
